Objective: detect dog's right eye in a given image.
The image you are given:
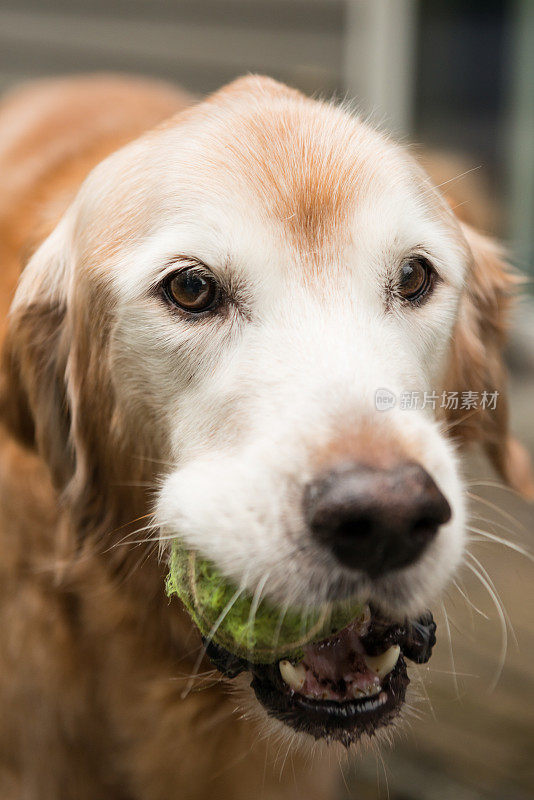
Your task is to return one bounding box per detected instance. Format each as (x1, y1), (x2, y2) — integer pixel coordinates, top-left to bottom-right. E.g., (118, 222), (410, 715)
(396, 258), (435, 304)
(162, 266), (220, 313)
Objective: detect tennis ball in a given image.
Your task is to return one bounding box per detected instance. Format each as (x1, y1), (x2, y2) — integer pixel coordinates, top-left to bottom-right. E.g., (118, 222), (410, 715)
(166, 539), (364, 664)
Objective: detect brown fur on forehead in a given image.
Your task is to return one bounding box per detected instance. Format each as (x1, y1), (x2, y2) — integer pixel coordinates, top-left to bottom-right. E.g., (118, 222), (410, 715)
(74, 76), (448, 270)
(197, 76), (413, 252)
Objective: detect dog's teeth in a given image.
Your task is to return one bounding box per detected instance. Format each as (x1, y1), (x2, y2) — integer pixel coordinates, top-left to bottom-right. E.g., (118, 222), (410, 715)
(353, 683), (382, 699)
(358, 604), (372, 628)
(364, 683), (382, 697)
(279, 660), (306, 691)
(363, 645), (401, 678)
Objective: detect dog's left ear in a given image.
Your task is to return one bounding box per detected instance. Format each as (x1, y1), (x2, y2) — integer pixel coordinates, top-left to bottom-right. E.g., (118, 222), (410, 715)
(443, 222), (534, 498)
(0, 220), (74, 488)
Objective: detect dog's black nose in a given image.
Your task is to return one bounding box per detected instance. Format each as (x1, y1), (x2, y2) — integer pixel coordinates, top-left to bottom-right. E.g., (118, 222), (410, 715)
(305, 463), (451, 578)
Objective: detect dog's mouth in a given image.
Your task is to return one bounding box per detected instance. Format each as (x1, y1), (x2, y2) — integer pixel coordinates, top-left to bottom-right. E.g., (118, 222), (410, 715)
(204, 605), (436, 745)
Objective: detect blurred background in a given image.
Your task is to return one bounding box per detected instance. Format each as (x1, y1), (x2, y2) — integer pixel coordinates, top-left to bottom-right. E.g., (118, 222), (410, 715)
(0, 1), (532, 798)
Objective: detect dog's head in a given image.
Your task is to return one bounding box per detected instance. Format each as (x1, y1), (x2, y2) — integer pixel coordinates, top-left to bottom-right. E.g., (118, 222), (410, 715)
(2, 76), (530, 745)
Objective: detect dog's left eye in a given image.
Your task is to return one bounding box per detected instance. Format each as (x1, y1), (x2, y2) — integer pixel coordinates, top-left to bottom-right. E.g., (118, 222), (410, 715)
(397, 258), (435, 303)
(162, 266), (220, 313)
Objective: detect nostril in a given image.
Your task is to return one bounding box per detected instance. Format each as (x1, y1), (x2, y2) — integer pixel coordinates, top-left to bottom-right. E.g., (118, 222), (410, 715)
(408, 518), (441, 559)
(411, 517), (439, 537)
(326, 514), (375, 547)
(418, 475), (452, 526)
(348, 514), (374, 539)
(407, 472), (451, 540)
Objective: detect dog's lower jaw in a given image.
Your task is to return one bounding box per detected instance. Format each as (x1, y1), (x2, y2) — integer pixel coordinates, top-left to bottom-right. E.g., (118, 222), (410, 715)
(205, 608), (436, 746)
(250, 655), (409, 747)
(227, 669), (411, 766)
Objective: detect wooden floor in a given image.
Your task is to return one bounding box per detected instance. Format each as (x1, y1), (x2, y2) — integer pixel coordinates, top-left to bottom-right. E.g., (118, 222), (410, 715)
(341, 375), (534, 800)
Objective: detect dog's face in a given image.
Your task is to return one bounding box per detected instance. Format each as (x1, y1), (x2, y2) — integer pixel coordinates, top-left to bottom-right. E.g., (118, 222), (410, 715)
(4, 76), (524, 745)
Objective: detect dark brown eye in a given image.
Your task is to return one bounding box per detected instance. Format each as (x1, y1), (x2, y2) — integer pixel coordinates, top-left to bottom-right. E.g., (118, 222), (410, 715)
(397, 258), (435, 303)
(163, 267), (219, 313)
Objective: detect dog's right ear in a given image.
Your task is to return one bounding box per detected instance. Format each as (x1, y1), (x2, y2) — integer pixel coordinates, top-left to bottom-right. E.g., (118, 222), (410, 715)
(0, 220), (74, 487)
(442, 222), (534, 498)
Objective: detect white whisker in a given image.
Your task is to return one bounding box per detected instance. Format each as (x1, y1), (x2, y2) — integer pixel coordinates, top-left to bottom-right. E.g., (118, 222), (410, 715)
(464, 555), (509, 692)
(246, 571), (270, 658)
(440, 600), (460, 700)
(468, 512), (524, 537)
(181, 580), (248, 701)
(468, 551), (518, 650)
(453, 578), (490, 620)
(466, 492), (525, 531)
(465, 479), (522, 496)
(467, 527), (533, 562)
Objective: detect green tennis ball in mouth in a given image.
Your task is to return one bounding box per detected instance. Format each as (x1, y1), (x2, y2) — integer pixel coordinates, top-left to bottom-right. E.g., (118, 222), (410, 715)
(165, 539), (365, 664)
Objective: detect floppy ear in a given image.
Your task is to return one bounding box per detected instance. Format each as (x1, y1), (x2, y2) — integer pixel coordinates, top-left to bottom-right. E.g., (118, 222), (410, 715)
(443, 222), (534, 498)
(0, 224), (74, 488)
(1, 219), (157, 537)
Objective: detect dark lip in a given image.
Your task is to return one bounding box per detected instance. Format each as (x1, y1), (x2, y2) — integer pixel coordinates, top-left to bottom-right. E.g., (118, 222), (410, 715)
(249, 652), (409, 745)
(203, 608), (436, 745)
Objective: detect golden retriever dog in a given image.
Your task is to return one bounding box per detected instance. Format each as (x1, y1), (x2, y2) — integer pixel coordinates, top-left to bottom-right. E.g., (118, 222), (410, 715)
(0, 74), (531, 800)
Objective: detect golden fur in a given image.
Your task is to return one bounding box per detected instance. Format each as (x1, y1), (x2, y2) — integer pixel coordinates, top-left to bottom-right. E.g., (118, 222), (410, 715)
(0, 75), (337, 800)
(0, 74), (531, 800)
